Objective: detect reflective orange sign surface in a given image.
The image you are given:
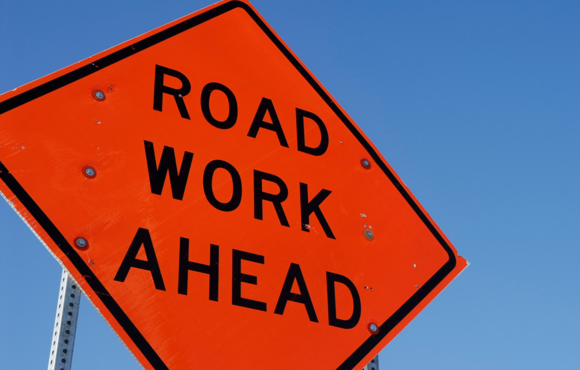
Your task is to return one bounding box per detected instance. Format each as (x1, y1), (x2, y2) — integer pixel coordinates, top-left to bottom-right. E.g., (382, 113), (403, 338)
(0, 1), (467, 369)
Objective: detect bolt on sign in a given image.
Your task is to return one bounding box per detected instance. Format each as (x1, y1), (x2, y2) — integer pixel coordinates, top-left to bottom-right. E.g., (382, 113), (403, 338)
(0, 1), (467, 369)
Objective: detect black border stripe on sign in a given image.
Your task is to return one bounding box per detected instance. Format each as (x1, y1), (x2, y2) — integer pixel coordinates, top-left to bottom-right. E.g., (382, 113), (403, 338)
(0, 2), (456, 369)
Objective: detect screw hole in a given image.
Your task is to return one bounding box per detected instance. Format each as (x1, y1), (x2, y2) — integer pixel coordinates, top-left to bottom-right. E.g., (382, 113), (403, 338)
(74, 238), (88, 249)
(92, 90), (105, 101)
(363, 229), (375, 241)
(82, 166), (97, 179)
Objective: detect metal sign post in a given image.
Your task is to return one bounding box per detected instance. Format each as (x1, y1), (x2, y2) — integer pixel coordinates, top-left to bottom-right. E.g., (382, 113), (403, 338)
(363, 355), (379, 370)
(47, 269), (81, 370)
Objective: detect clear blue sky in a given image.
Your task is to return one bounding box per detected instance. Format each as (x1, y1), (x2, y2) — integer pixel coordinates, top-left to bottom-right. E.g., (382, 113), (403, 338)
(1, 0), (579, 369)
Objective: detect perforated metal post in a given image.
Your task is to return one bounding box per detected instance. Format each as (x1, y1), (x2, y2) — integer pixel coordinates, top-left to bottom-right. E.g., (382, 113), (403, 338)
(363, 355), (379, 370)
(47, 269), (81, 370)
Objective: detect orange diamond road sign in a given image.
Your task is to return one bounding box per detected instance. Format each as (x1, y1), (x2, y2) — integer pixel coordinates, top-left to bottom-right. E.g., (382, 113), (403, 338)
(0, 1), (467, 369)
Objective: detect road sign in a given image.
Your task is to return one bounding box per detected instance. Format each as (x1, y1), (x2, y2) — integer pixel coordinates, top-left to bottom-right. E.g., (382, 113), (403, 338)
(0, 1), (467, 369)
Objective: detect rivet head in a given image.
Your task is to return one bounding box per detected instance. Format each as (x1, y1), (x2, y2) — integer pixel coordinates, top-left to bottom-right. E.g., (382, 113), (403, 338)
(361, 159), (371, 169)
(83, 166), (96, 178)
(75, 237), (88, 249)
(364, 229), (375, 241)
(368, 323), (379, 334)
(92, 90), (105, 101)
